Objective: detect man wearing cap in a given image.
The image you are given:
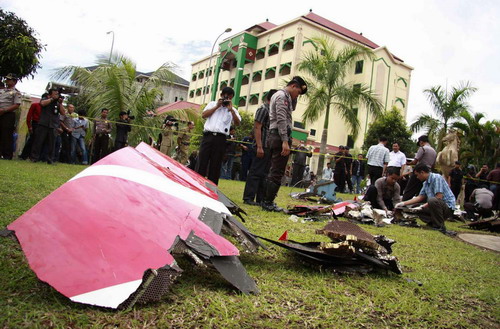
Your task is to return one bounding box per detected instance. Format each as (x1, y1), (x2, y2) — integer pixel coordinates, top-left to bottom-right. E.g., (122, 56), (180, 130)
(0, 74), (22, 159)
(174, 121), (194, 165)
(366, 136), (390, 184)
(92, 108), (112, 163)
(402, 135), (437, 201)
(160, 115), (176, 157)
(262, 76), (307, 212)
(30, 88), (66, 164)
(196, 87), (241, 185)
(114, 111), (132, 151)
(242, 89), (278, 205)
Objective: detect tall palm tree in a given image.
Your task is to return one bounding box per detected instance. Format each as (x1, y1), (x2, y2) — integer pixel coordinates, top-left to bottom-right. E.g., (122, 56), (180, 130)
(453, 111), (500, 167)
(297, 37), (383, 175)
(410, 81), (477, 150)
(54, 54), (199, 146)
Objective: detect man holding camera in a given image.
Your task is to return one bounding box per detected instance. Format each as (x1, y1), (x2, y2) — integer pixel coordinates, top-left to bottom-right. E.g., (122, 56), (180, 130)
(114, 111), (132, 150)
(195, 87), (241, 185)
(92, 108), (112, 163)
(175, 121), (194, 165)
(0, 74), (22, 160)
(262, 76), (307, 212)
(160, 115), (176, 157)
(30, 88), (66, 164)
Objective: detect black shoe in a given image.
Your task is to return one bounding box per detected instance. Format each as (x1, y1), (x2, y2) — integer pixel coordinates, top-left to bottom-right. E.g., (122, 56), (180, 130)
(243, 200), (259, 206)
(262, 202), (283, 212)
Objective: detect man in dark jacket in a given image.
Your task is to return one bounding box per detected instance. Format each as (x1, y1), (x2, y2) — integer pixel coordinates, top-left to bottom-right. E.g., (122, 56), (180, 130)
(114, 111), (132, 150)
(291, 141), (312, 187)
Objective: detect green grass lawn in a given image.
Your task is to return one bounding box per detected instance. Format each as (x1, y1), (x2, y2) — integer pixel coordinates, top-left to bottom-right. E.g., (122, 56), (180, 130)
(0, 160), (499, 328)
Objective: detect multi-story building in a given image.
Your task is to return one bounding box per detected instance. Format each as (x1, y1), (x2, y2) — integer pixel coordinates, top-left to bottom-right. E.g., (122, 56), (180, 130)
(136, 71), (189, 105)
(188, 11), (413, 161)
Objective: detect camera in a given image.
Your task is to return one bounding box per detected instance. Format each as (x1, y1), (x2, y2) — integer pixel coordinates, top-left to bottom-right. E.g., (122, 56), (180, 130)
(221, 98), (230, 107)
(57, 87), (65, 101)
(126, 110), (135, 120)
(163, 115), (178, 127)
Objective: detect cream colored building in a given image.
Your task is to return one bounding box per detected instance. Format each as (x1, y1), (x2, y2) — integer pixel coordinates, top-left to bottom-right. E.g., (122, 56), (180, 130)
(188, 12), (412, 158)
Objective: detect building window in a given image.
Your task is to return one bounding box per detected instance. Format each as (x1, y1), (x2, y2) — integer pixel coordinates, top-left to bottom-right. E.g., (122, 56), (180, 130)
(229, 78), (235, 88)
(279, 62), (291, 76)
(204, 85), (210, 95)
(249, 94), (259, 105)
(195, 88), (202, 96)
(265, 67), (276, 80)
(231, 59), (238, 69)
(192, 74), (197, 82)
(268, 43), (279, 56)
(206, 67), (212, 77)
(353, 84), (361, 92)
(347, 135), (355, 149)
(293, 121), (305, 129)
(174, 96), (178, 102)
(242, 74), (249, 85)
(189, 90), (194, 98)
(256, 48), (265, 60)
(310, 129), (316, 136)
(352, 107), (358, 117)
(253, 71), (262, 82)
(198, 71), (204, 79)
(220, 80), (228, 89)
(238, 96), (246, 107)
(283, 37), (294, 51)
(355, 60), (363, 74)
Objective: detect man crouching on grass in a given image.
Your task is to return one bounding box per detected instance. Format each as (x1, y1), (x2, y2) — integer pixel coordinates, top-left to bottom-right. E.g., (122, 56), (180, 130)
(395, 163), (456, 236)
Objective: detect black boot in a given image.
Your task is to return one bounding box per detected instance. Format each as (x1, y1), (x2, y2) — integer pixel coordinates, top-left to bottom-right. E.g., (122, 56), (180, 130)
(262, 181), (283, 212)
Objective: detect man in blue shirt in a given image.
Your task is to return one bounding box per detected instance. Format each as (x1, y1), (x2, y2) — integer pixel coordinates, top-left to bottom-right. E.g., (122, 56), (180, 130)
(395, 163), (456, 235)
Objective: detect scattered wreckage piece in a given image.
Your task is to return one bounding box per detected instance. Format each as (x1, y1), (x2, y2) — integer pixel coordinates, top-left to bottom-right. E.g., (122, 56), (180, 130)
(257, 221), (402, 274)
(463, 217), (500, 233)
(289, 180), (342, 204)
(285, 201), (358, 218)
(7, 145), (259, 309)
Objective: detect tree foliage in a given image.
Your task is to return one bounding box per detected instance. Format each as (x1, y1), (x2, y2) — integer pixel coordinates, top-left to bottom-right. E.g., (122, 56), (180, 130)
(54, 54), (199, 146)
(297, 36), (383, 175)
(410, 81), (476, 150)
(452, 111), (500, 168)
(363, 107), (416, 156)
(0, 9), (44, 79)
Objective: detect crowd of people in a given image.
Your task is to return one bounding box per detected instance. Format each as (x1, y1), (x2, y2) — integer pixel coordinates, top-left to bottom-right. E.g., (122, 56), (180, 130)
(1, 73), (498, 229)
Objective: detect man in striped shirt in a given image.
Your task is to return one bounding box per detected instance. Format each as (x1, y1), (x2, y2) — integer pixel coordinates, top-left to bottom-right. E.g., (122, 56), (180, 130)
(366, 136), (390, 184)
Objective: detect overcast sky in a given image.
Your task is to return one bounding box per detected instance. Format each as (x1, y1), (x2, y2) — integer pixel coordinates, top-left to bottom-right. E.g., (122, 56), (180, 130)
(4, 0), (499, 124)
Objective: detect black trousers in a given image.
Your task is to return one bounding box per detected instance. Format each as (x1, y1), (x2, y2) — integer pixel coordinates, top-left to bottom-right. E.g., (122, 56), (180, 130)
(417, 197), (453, 229)
(114, 140), (127, 151)
(464, 202), (493, 220)
(450, 184), (461, 199)
(21, 121), (38, 159)
(93, 134), (109, 163)
(291, 163), (305, 187)
(59, 132), (72, 163)
(334, 170), (346, 192)
(243, 148), (271, 203)
(266, 133), (291, 186)
(31, 125), (56, 163)
(364, 185), (394, 210)
(402, 173), (423, 201)
(368, 165), (384, 185)
(195, 132), (227, 185)
(0, 111), (15, 159)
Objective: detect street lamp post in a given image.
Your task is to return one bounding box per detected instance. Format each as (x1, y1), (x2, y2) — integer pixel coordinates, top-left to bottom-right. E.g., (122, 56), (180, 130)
(202, 27), (232, 104)
(106, 31), (115, 64)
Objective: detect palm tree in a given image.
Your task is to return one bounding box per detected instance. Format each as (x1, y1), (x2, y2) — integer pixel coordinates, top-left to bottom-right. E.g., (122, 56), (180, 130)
(410, 82), (477, 150)
(297, 37), (383, 175)
(453, 111), (500, 167)
(54, 54), (199, 146)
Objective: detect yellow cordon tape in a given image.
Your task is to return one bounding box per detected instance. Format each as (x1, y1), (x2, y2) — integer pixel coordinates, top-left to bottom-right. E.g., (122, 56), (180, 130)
(79, 116), (500, 185)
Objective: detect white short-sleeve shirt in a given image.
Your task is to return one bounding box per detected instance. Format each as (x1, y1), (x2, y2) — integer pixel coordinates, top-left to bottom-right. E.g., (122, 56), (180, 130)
(203, 101), (241, 135)
(388, 151), (406, 167)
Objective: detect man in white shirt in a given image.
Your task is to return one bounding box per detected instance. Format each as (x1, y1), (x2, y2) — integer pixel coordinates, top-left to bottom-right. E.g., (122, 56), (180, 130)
(322, 162), (333, 180)
(388, 142), (406, 176)
(195, 87), (241, 185)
